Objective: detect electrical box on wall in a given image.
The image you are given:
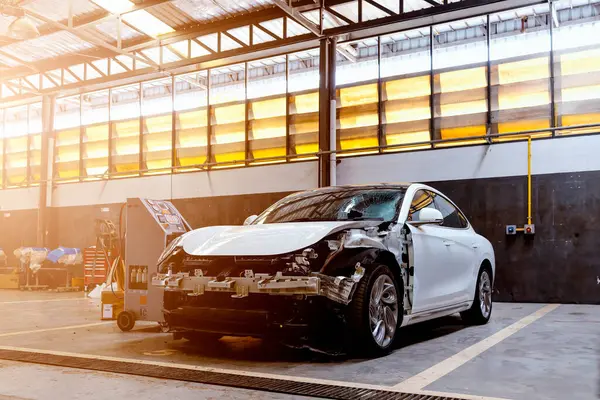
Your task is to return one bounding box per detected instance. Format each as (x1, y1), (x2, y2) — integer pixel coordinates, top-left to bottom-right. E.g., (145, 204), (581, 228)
(505, 224), (535, 235)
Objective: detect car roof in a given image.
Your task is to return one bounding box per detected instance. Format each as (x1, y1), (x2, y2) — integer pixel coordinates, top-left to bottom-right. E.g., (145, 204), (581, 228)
(292, 183), (413, 195)
(333, 183), (412, 189)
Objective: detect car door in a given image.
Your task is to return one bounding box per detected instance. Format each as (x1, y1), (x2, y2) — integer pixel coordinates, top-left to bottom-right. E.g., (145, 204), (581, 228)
(406, 190), (458, 313)
(430, 191), (477, 304)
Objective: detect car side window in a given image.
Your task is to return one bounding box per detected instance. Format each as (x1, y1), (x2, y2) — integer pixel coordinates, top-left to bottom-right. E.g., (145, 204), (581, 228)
(408, 190), (436, 221)
(430, 192), (467, 228)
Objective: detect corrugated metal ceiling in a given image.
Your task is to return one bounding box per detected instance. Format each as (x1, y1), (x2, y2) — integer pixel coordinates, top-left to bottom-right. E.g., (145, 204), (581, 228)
(94, 18), (144, 41)
(172, 0), (274, 23)
(1, 31), (95, 62)
(22, 0), (103, 22)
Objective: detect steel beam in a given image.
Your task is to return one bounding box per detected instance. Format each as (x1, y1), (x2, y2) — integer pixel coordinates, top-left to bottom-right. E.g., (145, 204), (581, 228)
(0, 49), (37, 72)
(21, 8), (159, 68)
(272, 0), (323, 36)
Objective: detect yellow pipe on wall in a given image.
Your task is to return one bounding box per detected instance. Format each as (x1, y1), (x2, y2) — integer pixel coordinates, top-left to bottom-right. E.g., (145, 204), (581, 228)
(527, 136), (532, 225)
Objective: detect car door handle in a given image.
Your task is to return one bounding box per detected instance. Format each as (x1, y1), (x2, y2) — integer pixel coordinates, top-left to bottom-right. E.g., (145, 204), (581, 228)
(443, 241), (453, 246)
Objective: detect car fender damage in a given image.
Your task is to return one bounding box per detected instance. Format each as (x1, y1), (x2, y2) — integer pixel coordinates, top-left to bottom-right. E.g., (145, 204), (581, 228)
(154, 222), (415, 354)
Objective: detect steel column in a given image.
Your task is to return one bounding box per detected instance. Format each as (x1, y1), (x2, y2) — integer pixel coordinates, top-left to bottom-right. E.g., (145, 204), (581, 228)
(37, 95), (55, 247)
(318, 37), (336, 187)
(549, 0), (557, 134)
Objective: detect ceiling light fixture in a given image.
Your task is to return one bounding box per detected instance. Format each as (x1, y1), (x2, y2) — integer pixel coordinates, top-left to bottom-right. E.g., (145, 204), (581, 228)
(1, 3), (40, 40)
(7, 15), (40, 40)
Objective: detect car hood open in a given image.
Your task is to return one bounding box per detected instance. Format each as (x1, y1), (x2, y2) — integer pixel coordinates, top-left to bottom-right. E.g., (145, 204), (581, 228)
(182, 221), (380, 256)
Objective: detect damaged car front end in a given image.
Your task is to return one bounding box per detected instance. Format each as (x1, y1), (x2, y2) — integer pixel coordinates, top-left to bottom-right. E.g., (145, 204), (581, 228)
(153, 186), (411, 354)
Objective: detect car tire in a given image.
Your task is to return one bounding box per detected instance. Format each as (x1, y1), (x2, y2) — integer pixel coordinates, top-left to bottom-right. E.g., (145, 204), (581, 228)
(117, 310), (136, 332)
(461, 265), (493, 325)
(346, 264), (402, 357)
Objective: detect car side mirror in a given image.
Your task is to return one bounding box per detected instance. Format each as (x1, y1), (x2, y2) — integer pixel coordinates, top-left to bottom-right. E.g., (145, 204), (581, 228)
(243, 215), (258, 225)
(410, 208), (443, 226)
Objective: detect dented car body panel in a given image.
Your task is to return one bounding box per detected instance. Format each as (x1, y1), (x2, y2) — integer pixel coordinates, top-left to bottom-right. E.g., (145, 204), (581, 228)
(181, 221), (381, 256)
(155, 183), (495, 350)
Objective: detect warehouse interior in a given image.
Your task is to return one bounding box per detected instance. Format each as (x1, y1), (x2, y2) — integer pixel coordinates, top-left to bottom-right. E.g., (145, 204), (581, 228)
(0, 0), (599, 399)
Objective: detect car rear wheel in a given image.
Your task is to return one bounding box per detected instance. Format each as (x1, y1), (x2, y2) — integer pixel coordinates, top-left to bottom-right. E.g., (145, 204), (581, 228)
(347, 264), (401, 356)
(461, 266), (492, 325)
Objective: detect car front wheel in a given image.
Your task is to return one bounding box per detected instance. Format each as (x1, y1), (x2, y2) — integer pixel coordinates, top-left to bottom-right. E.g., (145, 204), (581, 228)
(461, 266), (492, 325)
(347, 264), (401, 356)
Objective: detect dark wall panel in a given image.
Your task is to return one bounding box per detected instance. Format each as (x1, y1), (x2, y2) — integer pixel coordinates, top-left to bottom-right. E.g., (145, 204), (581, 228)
(430, 171), (600, 304)
(171, 192), (291, 228)
(47, 204), (124, 251)
(0, 209), (38, 267)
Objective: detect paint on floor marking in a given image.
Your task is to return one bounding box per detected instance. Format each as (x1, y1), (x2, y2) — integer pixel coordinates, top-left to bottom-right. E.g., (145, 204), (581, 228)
(0, 322), (113, 338)
(0, 345), (510, 400)
(394, 303), (560, 391)
(0, 298), (88, 305)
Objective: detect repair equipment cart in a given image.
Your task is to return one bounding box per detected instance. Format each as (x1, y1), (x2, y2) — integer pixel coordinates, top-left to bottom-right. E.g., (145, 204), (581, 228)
(116, 198), (189, 331)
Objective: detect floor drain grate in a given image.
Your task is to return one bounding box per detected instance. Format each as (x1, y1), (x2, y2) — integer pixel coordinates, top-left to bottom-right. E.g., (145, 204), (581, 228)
(0, 348), (459, 400)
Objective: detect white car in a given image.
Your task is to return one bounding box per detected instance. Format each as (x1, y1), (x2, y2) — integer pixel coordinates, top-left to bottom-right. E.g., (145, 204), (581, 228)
(155, 184), (495, 355)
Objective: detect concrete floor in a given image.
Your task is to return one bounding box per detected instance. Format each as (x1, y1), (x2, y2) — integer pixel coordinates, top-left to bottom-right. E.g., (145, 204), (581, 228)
(0, 290), (597, 400)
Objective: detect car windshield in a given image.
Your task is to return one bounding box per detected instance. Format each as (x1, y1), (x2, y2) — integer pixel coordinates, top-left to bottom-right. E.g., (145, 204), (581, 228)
(253, 187), (406, 224)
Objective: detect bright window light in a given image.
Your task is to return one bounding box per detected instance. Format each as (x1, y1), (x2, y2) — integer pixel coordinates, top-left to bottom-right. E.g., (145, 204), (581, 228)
(92, 0), (134, 14)
(123, 10), (174, 38)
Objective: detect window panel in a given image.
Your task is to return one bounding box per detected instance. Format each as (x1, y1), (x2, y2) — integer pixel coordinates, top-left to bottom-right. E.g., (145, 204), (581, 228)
(433, 18), (488, 147)
(81, 90), (109, 179)
(211, 102), (245, 165)
(380, 28), (430, 78)
(247, 56), (287, 164)
(29, 133), (42, 184)
(210, 64), (245, 105)
(555, 18), (600, 135)
(209, 64), (246, 166)
(176, 109), (207, 168)
(0, 139), (3, 187)
(249, 96), (286, 163)
(111, 119), (140, 173)
(337, 39), (379, 86)
(288, 49), (319, 93)
(175, 72), (208, 169)
(5, 136), (28, 186)
(82, 90), (109, 125)
(111, 84), (140, 175)
(55, 96), (80, 130)
(82, 124), (109, 178)
(55, 128), (80, 180)
(175, 72), (208, 112)
(289, 92), (318, 157)
(337, 83), (379, 155)
(336, 39), (380, 155)
(54, 96), (81, 181)
(28, 103), (43, 184)
(142, 78), (173, 173)
(4, 105), (28, 186)
(288, 49), (319, 158)
(380, 29), (432, 152)
(491, 7), (551, 141)
(247, 56), (286, 99)
(0, 109), (3, 187)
